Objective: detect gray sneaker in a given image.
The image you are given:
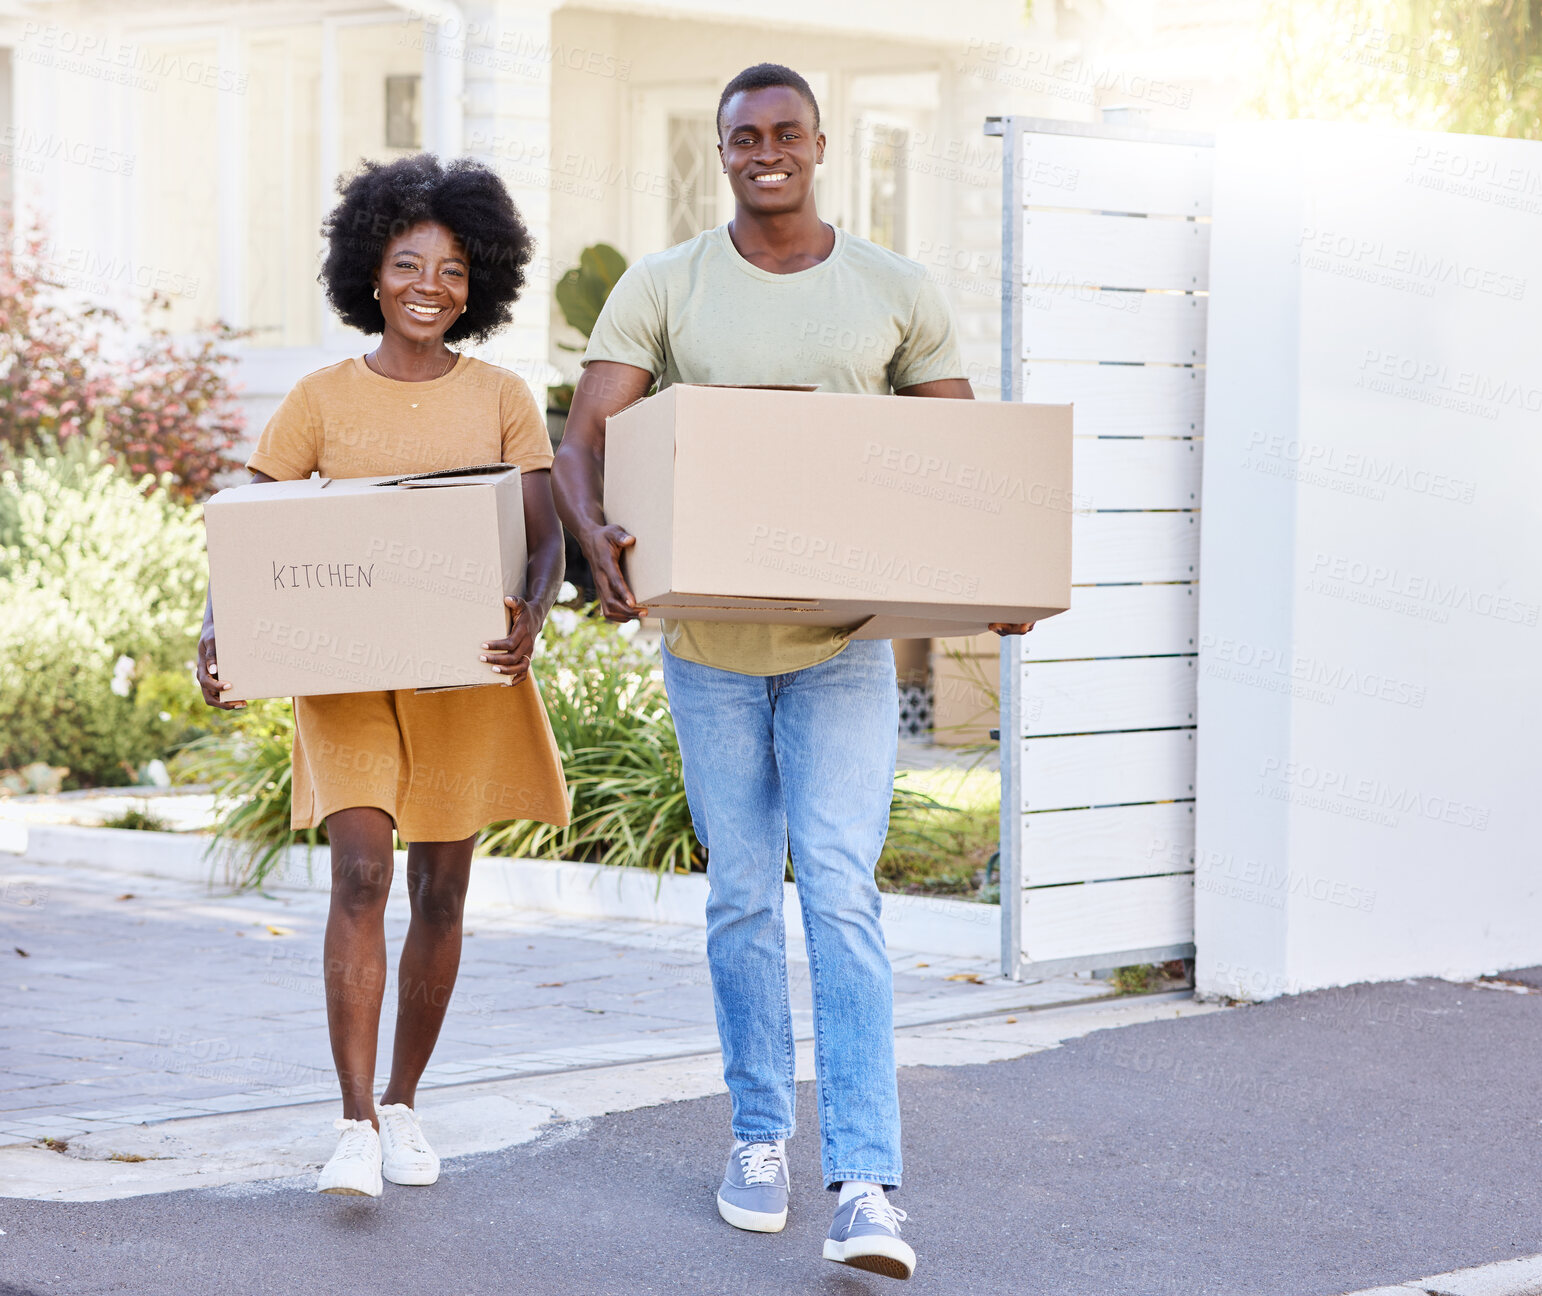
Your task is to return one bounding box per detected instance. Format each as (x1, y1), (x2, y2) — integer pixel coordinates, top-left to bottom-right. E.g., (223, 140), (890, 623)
(716, 1140), (789, 1233)
(823, 1189), (916, 1280)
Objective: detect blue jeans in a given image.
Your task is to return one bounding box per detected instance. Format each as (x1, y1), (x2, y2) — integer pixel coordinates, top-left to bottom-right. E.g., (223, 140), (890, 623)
(660, 638), (902, 1190)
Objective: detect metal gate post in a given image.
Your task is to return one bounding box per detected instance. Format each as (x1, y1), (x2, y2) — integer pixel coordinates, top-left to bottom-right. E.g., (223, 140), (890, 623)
(999, 632), (1024, 979)
(986, 115), (1025, 979)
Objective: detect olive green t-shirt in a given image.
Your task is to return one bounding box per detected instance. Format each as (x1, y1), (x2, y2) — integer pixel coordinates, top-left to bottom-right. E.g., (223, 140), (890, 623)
(583, 223), (967, 676)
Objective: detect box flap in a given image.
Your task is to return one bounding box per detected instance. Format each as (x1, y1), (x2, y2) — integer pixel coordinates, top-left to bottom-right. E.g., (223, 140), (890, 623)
(375, 463), (514, 488)
(605, 384), (817, 424)
(204, 476), (374, 508)
(684, 383), (820, 392)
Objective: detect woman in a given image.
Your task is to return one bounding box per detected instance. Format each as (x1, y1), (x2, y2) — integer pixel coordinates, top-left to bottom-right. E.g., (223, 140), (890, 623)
(196, 154), (569, 1197)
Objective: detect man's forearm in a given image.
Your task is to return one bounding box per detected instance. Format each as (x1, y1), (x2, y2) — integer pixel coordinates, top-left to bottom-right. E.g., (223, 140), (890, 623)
(552, 438), (608, 541)
(553, 361), (656, 545)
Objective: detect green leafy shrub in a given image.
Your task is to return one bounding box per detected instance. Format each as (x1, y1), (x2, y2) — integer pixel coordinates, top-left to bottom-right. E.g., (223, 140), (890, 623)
(554, 243), (628, 344)
(192, 604), (960, 887)
(483, 607), (955, 879)
(0, 441), (209, 786)
(547, 243), (628, 410)
(181, 701), (324, 889)
(879, 767), (998, 900)
(481, 604), (699, 873)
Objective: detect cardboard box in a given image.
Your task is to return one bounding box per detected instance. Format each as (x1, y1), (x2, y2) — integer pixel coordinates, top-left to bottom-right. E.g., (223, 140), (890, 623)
(205, 465), (526, 701)
(603, 385), (1071, 639)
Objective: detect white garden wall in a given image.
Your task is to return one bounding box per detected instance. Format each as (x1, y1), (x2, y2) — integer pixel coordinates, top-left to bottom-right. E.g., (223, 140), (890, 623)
(1196, 120), (1542, 1000)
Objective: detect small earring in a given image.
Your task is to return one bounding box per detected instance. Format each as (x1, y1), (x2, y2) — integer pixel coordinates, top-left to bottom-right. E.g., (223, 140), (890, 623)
(373, 288), (380, 300)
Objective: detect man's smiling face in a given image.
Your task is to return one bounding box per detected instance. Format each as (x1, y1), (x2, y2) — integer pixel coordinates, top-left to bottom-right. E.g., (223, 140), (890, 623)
(718, 84), (825, 216)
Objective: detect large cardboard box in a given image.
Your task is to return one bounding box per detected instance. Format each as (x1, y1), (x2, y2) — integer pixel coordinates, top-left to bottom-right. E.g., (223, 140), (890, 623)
(603, 385), (1072, 639)
(204, 466), (526, 701)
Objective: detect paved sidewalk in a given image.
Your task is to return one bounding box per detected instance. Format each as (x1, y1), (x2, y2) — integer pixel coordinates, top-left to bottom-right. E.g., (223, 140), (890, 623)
(0, 994), (1215, 1202)
(0, 853), (1108, 1146)
(11, 837), (1540, 1295)
(1, 975), (1539, 1295)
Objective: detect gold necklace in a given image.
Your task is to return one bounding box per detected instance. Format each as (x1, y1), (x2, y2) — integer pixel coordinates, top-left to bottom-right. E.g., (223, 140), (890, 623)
(367, 348), (457, 382)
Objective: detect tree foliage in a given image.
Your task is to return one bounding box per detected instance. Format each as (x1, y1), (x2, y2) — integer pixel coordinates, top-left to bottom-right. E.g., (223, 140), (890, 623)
(1252, 0), (1542, 136)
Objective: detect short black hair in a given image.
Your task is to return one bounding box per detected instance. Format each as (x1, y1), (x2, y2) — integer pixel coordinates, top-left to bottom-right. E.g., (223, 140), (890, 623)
(716, 63), (821, 138)
(320, 153), (533, 344)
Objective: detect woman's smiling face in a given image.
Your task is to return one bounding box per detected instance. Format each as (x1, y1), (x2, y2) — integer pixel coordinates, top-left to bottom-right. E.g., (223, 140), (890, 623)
(373, 220), (470, 344)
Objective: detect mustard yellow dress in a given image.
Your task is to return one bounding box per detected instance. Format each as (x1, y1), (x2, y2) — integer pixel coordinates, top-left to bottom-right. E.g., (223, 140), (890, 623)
(245, 354), (570, 841)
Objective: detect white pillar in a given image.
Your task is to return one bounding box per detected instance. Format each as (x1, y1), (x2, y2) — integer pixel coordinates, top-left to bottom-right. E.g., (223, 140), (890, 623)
(459, 0), (556, 399)
(430, 2), (465, 158)
(370, 0), (551, 388)
(217, 23), (248, 328)
(9, 13), (135, 315)
(318, 16), (345, 350)
(0, 47), (12, 215)
(7, 21), (58, 232)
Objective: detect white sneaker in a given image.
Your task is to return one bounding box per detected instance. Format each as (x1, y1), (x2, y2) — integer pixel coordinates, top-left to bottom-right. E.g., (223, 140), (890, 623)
(376, 1101), (440, 1186)
(317, 1117), (382, 1197)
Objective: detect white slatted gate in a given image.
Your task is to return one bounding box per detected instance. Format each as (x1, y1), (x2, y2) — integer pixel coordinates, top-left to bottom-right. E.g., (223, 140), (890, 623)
(985, 116), (1213, 979)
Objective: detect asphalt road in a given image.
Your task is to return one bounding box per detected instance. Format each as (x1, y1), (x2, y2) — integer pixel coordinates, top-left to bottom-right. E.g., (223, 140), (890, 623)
(4, 974), (1541, 1296)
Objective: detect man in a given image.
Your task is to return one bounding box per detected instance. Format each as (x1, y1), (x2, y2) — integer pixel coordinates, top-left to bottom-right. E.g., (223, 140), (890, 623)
(553, 63), (1030, 1281)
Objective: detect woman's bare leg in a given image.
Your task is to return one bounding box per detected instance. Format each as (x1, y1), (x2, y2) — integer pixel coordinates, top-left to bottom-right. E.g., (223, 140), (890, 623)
(323, 807), (397, 1126)
(380, 833), (477, 1109)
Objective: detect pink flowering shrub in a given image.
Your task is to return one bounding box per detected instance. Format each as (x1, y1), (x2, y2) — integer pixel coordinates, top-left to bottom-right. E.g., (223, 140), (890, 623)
(0, 222), (245, 498)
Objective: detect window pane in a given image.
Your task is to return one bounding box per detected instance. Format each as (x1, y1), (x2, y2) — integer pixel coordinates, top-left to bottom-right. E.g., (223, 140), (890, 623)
(666, 114), (716, 246)
(864, 122), (907, 253)
(385, 74), (421, 150)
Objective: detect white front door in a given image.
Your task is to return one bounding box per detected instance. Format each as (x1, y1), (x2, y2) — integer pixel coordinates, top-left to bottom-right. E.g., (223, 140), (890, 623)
(626, 85), (733, 254)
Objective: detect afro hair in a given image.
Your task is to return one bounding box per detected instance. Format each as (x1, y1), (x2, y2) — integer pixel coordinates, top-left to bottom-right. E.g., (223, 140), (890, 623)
(320, 153), (533, 345)
(716, 63), (821, 138)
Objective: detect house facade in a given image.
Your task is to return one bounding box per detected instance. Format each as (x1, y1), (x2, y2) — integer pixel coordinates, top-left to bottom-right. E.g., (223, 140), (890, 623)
(0, 0), (1258, 436)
